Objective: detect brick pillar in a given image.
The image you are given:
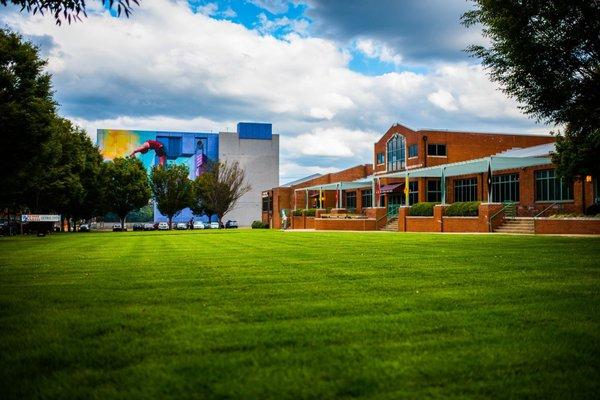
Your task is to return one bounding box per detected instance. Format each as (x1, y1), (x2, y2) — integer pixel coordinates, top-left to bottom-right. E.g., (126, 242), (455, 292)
(398, 206), (409, 232)
(479, 203), (503, 232)
(356, 189), (363, 214)
(434, 205), (444, 232)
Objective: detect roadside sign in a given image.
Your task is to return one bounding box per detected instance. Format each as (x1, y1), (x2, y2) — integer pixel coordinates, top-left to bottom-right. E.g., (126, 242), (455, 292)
(21, 214), (61, 223)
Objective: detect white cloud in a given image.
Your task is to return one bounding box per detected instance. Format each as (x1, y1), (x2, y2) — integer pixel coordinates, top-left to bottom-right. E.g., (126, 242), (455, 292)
(355, 38), (403, 66)
(248, 0), (290, 14)
(280, 162), (339, 184)
(281, 127), (379, 158)
(2, 0), (548, 183)
(428, 90), (458, 112)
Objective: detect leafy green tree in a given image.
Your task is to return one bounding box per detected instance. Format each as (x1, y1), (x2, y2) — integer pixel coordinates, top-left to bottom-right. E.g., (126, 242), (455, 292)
(150, 164), (193, 229)
(191, 161), (251, 226)
(0, 29), (56, 214)
(102, 157), (151, 229)
(463, 1), (600, 179)
(1, 0), (140, 25)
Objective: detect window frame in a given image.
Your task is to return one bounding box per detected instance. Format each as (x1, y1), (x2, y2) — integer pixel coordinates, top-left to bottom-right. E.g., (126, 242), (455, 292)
(492, 173), (520, 203)
(386, 134), (406, 172)
(408, 181), (419, 205)
(427, 143), (447, 157)
(345, 191), (357, 209)
(535, 169), (573, 202)
(427, 179), (441, 203)
(408, 144), (418, 158)
(361, 189), (373, 208)
(454, 178), (478, 202)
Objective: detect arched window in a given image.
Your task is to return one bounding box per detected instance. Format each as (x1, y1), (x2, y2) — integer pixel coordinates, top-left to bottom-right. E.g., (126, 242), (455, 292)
(386, 134), (406, 171)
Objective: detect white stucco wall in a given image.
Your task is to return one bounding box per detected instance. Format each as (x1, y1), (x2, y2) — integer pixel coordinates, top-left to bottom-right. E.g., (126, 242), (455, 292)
(218, 131), (279, 226)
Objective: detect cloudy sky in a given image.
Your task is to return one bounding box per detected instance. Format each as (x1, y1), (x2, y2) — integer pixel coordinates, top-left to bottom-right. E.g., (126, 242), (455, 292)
(2, 0), (551, 183)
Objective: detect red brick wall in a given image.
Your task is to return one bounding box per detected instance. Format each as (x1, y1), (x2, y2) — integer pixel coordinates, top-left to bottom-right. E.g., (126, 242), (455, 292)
(406, 217), (439, 232)
(314, 218), (377, 231)
(442, 217), (480, 232)
(373, 123), (555, 175)
(534, 218), (600, 234)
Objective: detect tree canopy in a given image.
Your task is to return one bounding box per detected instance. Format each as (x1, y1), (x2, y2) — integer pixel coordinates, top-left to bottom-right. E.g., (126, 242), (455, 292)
(150, 164), (193, 228)
(102, 157), (151, 228)
(0, 28), (56, 212)
(0, 0), (140, 24)
(463, 0), (600, 178)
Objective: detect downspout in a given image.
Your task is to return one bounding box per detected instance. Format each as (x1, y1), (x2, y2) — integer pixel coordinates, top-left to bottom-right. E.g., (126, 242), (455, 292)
(422, 135), (428, 168)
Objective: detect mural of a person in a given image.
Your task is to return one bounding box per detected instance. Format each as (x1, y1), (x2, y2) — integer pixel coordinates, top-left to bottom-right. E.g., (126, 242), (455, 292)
(195, 139), (209, 177)
(130, 139), (167, 166)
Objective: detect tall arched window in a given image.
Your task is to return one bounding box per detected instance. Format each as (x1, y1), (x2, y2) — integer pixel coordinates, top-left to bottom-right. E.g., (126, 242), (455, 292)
(386, 134), (406, 171)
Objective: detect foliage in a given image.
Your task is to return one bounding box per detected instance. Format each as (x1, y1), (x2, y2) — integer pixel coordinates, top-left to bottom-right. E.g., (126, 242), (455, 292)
(0, 0), (140, 25)
(585, 203), (600, 216)
(0, 231), (599, 399)
(409, 202), (437, 216)
(251, 220), (268, 229)
(0, 29), (56, 212)
(304, 208), (317, 217)
(102, 157), (151, 228)
(444, 202), (480, 217)
(292, 209), (303, 217)
(191, 161), (251, 225)
(463, 1), (600, 178)
(150, 164), (193, 228)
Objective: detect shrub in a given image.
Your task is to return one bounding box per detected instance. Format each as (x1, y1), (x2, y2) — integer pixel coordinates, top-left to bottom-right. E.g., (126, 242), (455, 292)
(292, 209), (303, 216)
(304, 208), (317, 217)
(251, 220), (268, 229)
(409, 202), (437, 216)
(444, 201), (480, 216)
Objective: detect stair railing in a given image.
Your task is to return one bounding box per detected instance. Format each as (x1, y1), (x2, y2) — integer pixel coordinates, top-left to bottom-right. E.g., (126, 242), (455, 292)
(534, 202), (560, 218)
(489, 202), (516, 232)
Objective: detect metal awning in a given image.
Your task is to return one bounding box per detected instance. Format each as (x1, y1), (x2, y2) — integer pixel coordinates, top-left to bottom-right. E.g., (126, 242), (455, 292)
(295, 179), (372, 192)
(380, 184), (401, 193)
(378, 155), (552, 179)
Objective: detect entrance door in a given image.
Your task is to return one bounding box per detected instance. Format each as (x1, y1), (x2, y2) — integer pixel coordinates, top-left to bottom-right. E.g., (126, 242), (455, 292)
(387, 193), (404, 216)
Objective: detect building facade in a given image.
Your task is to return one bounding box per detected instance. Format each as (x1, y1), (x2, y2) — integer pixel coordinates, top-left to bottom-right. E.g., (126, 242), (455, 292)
(263, 122), (598, 232)
(98, 122), (279, 226)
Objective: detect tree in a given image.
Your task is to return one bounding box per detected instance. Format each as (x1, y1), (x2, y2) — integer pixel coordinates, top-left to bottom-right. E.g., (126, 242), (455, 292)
(0, 29), (56, 213)
(102, 157), (151, 229)
(25, 117), (104, 231)
(150, 164), (193, 229)
(463, 1), (600, 179)
(191, 161), (251, 226)
(1, 0), (140, 25)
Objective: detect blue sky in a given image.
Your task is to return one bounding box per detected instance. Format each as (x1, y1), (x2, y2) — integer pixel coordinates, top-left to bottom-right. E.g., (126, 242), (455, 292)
(3, 0), (551, 183)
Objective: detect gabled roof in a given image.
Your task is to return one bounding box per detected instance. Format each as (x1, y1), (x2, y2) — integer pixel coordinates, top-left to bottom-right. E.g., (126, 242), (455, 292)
(281, 173), (322, 188)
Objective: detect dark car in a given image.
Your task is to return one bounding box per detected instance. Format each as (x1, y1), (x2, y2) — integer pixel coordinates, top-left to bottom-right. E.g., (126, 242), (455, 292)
(79, 224), (90, 232)
(132, 223), (144, 231)
(112, 224), (127, 232)
(225, 220), (238, 229)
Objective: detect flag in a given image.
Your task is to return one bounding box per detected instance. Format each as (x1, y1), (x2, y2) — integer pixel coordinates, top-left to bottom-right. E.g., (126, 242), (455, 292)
(404, 175), (410, 205)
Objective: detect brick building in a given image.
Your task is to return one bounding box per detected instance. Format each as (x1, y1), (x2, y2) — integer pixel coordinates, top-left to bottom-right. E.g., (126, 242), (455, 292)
(263, 123), (598, 232)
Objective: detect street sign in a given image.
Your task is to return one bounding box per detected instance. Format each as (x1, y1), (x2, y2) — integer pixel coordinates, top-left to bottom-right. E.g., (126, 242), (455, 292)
(21, 214), (61, 222)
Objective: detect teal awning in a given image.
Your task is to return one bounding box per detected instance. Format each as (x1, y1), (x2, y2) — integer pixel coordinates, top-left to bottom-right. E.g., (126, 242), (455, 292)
(379, 155), (552, 179)
(295, 179), (372, 192)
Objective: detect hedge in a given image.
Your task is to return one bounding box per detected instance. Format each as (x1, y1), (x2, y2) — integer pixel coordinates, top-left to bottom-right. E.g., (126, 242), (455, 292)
(292, 209), (303, 216)
(409, 202), (437, 216)
(444, 201), (480, 216)
(304, 208), (317, 217)
(251, 220), (269, 229)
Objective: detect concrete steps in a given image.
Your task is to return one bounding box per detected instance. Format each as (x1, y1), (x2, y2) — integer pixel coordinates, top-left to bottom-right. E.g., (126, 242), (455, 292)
(380, 217), (398, 232)
(494, 218), (535, 234)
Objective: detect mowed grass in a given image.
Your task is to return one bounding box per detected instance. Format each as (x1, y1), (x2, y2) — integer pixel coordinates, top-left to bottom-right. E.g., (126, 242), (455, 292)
(0, 230), (599, 399)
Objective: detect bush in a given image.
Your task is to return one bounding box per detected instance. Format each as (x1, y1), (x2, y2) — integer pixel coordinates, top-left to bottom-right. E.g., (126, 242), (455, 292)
(409, 202), (437, 216)
(292, 209), (303, 216)
(444, 201), (480, 216)
(251, 220), (268, 229)
(304, 208), (317, 217)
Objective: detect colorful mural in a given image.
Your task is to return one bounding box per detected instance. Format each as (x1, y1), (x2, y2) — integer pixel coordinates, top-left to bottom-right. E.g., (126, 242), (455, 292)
(97, 129), (219, 223)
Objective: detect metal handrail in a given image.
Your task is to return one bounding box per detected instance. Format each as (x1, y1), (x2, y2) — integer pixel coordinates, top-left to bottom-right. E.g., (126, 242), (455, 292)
(489, 202), (515, 231)
(534, 202), (559, 218)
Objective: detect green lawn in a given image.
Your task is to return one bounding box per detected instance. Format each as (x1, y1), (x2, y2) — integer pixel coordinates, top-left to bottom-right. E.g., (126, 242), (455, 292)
(1, 230), (599, 399)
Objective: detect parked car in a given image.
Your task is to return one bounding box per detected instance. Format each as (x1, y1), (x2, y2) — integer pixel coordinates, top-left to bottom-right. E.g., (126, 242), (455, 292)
(79, 224), (90, 232)
(225, 220), (238, 229)
(176, 222), (187, 230)
(193, 221), (205, 229)
(112, 224), (127, 232)
(143, 223), (155, 231)
(132, 223), (144, 231)
(157, 222), (169, 230)
(210, 221), (220, 229)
